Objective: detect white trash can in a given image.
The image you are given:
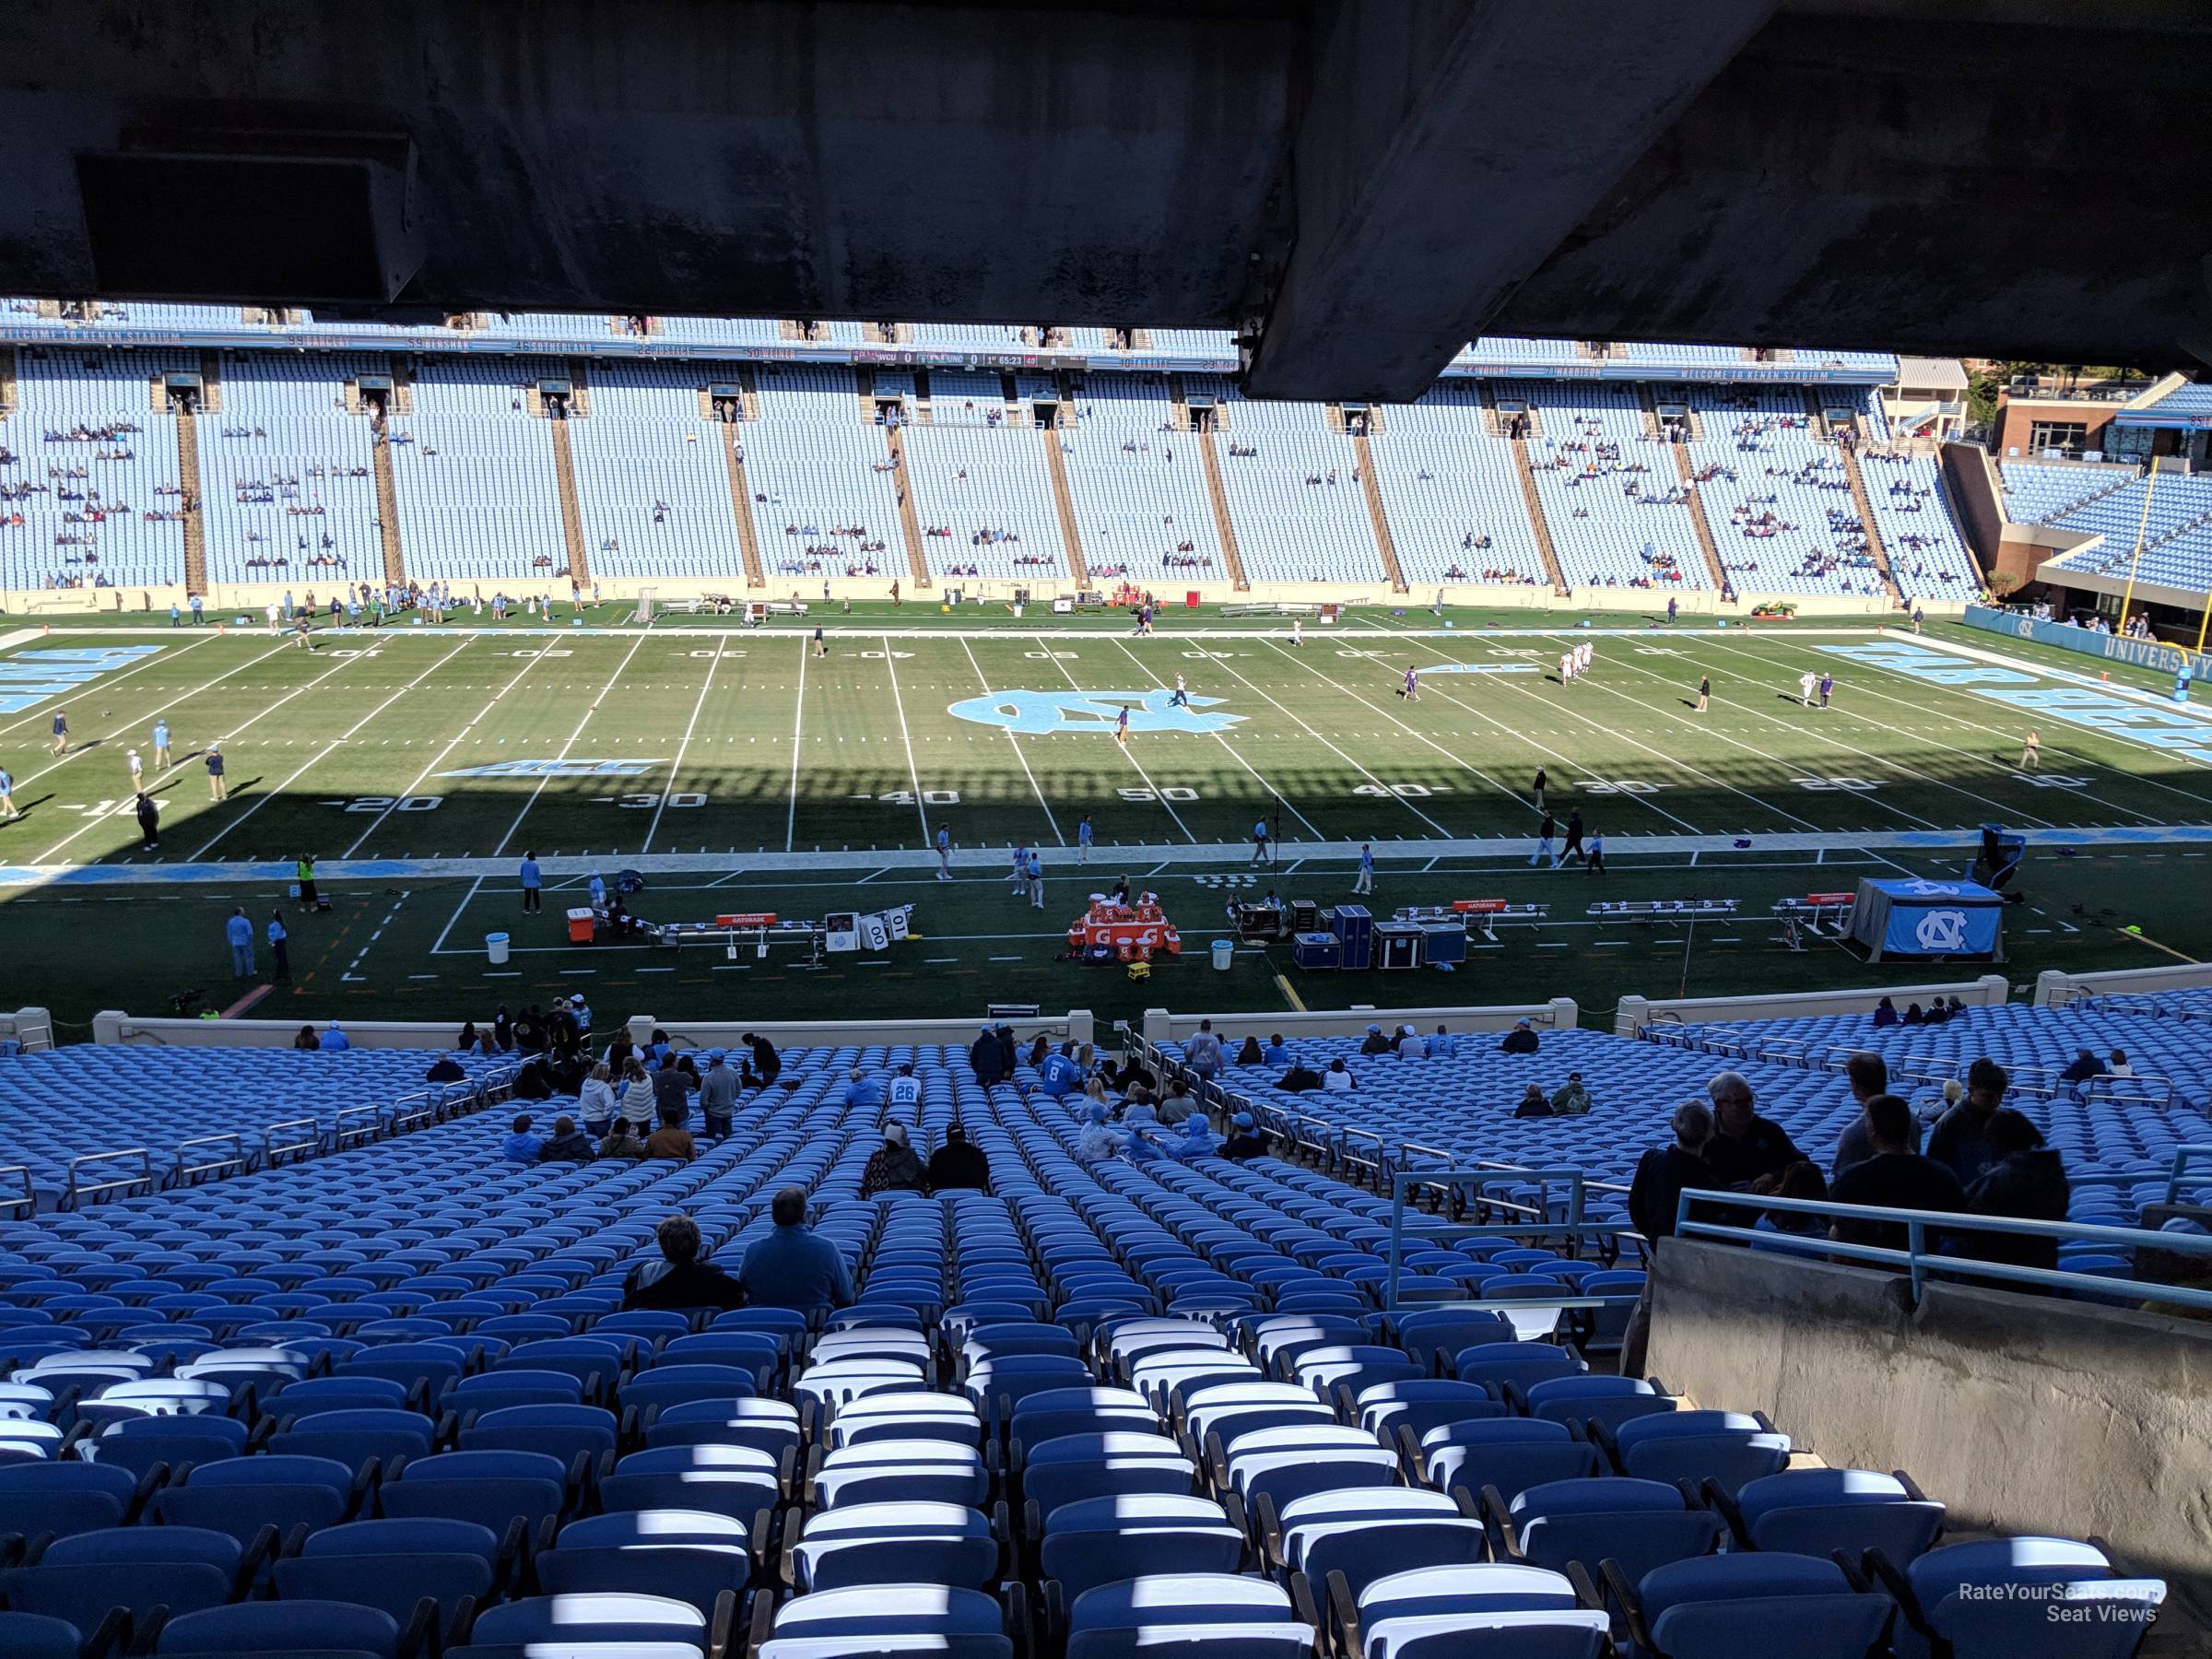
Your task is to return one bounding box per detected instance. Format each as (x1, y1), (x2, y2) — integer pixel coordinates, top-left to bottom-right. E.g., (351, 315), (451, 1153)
(487, 932), (511, 965)
(1211, 938), (1234, 971)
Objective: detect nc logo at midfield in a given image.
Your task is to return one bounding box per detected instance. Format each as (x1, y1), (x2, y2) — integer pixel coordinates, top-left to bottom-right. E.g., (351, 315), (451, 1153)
(947, 688), (1243, 735)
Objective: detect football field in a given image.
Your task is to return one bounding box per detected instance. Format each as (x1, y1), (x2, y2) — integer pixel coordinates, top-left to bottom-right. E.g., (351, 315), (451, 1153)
(2, 608), (2208, 1030)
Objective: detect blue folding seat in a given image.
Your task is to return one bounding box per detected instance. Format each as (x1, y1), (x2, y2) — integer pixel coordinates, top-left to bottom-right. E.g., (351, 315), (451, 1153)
(1878, 1535), (2163, 1659)
(269, 1407), (438, 1474)
(71, 1377), (232, 1430)
(269, 1374), (412, 1416)
(1350, 1562), (1606, 1659)
(83, 1413), (249, 1479)
(379, 1449), (571, 1535)
(1020, 1431), (1195, 1516)
(826, 1392), (982, 1450)
(500, 1337), (627, 1396)
(1278, 1487), (1487, 1599)
(758, 1583), (1011, 1659)
(273, 1516), (502, 1631)
(660, 1334), (783, 1389)
(460, 1402), (619, 1461)
(445, 1370), (584, 1418)
(788, 1499), (1000, 1592)
(1606, 1552), (1892, 1659)
(149, 1453), (359, 1543)
(1355, 1381), (1502, 1444)
(1063, 1572), (1313, 1659)
(538, 1509), (753, 1617)
(1727, 1467), (1945, 1564)
(0, 1611), (83, 1659)
(0, 1382), (56, 1421)
(0, 1459), (144, 1537)
(1453, 1342), (1586, 1396)
(1038, 1494), (1247, 1603)
(464, 1590), (719, 1656)
(812, 1438), (988, 1509)
(1606, 1410), (1790, 1498)
(1009, 1387), (1159, 1449)
(1419, 1420), (1598, 1505)
(340, 1342), (465, 1399)
(0, 1525), (245, 1635)
(1488, 1477), (1724, 1583)
(601, 1445), (780, 1532)
(620, 1363), (760, 1416)
(644, 1398), (802, 1459)
(1521, 1375), (1677, 1436)
(1294, 1345), (1425, 1406)
(153, 1598), (406, 1658)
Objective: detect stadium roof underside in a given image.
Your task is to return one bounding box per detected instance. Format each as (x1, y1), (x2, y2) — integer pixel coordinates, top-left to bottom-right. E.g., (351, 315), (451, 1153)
(3, 0), (2208, 404)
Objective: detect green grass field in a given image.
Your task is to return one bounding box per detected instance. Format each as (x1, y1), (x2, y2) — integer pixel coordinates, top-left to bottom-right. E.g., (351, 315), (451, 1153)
(3, 605), (2207, 1036)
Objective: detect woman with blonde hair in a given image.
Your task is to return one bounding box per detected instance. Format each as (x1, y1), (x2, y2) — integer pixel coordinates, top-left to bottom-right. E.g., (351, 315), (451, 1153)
(578, 1061), (618, 1136)
(619, 1056), (656, 1130)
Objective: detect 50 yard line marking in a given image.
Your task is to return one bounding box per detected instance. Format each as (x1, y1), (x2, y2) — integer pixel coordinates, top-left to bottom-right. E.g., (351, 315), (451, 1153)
(1111, 639), (1324, 841)
(342, 641), (554, 856)
(882, 634), (933, 847)
(959, 637), (1062, 844)
(188, 638), (474, 860)
(492, 628), (656, 858)
(641, 640), (724, 854)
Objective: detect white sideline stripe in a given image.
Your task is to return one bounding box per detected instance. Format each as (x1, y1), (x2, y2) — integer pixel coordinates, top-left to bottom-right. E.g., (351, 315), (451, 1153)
(3, 822), (2204, 890)
(187, 639), (473, 860)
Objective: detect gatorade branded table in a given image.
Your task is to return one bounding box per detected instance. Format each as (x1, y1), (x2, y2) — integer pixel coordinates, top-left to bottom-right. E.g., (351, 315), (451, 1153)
(1846, 877), (2006, 962)
(1070, 896), (1182, 962)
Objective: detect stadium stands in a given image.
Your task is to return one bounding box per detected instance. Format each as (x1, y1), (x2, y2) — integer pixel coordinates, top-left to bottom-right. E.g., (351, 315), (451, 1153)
(384, 360), (571, 585)
(2040, 470), (2212, 594)
(1677, 388), (1882, 601)
(1366, 385), (1548, 588)
(1194, 378), (1390, 585)
(1059, 377), (1226, 582)
(739, 369), (906, 582)
(197, 355), (384, 587)
(0, 1021), (2172, 1657)
(902, 375), (1066, 582)
(1521, 384), (1711, 592)
(566, 365), (750, 583)
(1854, 453), (1979, 600)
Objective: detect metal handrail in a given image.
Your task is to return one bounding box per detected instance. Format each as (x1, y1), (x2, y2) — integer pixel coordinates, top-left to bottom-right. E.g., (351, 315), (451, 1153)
(2163, 1144), (2212, 1207)
(65, 1147), (155, 1209)
(175, 1133), (248, 1184)
(1675, 1186), (2212, 1311)
(333, 1104), (385, 1150)
(1386, 1163), (1627, 1309)
(264, 1117), (323, 1165)
(0, 1165), (34, 1220)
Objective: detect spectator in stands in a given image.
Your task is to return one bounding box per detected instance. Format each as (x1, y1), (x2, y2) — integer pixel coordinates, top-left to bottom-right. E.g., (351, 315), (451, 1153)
(624, 1214), (746, 1312)
(492, 1005), (514, 1052)
(1173, 1114), (1218, 1159)
(1263, 1033), (1291, 1065)
(318, 1020), (350, 1052)
(1359, 1023), (1393, 1056)
(1829, 1094), (1965, 1252)
(1514, 1083), (1554, 1119)
(1394, 1024), (1426, 1059)
(1928, 1058), (2008, 1187)
(2058, 1048), (2100, 1100)
(1235, 1034), (1265, 1066)
(740, 1187), (854, 1315)
(426, 1053), (466, 1085)
(1039, 1041), (1085, 1097)
(1221, 1112), (1268, 1160)
(1157, 1078), (1201, 1125)
(1624, 1100), (1716, 1376)
(888, 1063), (923, 1114)
(1278, 1057), (1324, 1093)
(1499, 1018), (1540, 1054)
(1958, 1110), (2070, 1276)
(1703, 1070), (1807, 1189)
(699, 1051), (740, 1137)
(643, 1104), (698, 1162)
(652, 1052), (697, 1121)
(971, 1024), (1006, 1088)
(1832, 1051), (1918, 1178)
(740, 1030), (781, 1087)
(1182, 1018), (1225, 1087)
(1429, 1025), (1458, 1058)
(1758, 1161), (1832, 1241)
(618, 1057), (655, 1130)
(292, 1024), (319, 1052)
(536, 1115), (595, 1163)
(1077, 1100), (1126, 1163)
(2106, 1048), (2134, 1080)
(1121, 1102), (1170, 1162)
(1872, 996), (1899, 1028)
(501, 1114), (544, 1163)
(1549, 1072), (1593, 1115)
(926, 1123), (992, 1194)
(598, 1122), (647, 1160)
(1322, 1058), (1355, 1093)
(861, 1122), (926, 1196)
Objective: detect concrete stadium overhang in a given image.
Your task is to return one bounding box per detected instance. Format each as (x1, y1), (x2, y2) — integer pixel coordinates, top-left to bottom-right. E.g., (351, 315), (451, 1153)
(1, 0), (2207, 402)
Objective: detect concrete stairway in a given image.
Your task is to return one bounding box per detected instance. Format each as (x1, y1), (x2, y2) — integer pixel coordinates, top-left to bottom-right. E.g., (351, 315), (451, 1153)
(884, 423), (931, 589)
(1670, 443), (1730, 591)
(175, 412), (208, 596)
(720, 426), (767, 588)
(1509, 435), (1571, 595)
(1195, 427), (1252, 591)
(368, 415), (407, 588)
(547, 418), (591, 589)
(1041, 423), (1088, 587)
(1351, 434), (1408, 593)
(1840, 445), (1904, 603)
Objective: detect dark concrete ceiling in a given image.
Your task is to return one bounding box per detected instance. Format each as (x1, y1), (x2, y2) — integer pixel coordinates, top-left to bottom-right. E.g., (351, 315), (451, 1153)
(2, 0), (2206, 400)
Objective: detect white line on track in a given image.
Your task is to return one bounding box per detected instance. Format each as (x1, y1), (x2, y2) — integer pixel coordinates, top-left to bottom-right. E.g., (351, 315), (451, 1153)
(34, 643), (361, 863)
(641, 640), (724, 854)
(429, 876), (486, 956)
(491, 629), (656, 859)
(1110, 639), (1324, 842)
(881, 633), (933, 848)
(342, 642), (555, 856)
(959, 637), (1062, 844)
(1037, 648), (1196, 843)
(187, 638), (474, 860)
(785, 634), (808, 852)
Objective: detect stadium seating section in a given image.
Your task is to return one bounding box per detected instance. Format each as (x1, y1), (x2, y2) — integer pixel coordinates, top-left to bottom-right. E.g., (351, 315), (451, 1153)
(0, 999), (2183, 1656)
(0, 305), (1983, 602)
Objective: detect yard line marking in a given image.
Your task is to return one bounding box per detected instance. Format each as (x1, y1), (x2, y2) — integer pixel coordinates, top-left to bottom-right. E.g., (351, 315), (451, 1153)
(429, 876), (486, 956)
(1110, 639), (1323, 842)
(0, 631), (219, 743)
(784, 634), (808, 852)
(958, 636), (1063, 844)
(10, 637), (287, 795)
(342, 642), (551, 856)
(881, 634), (933, 848)
(187, 638), (474, 859)
(492, 629), (656, 859)
(1039, 649), (1195, 843)
(641, 640), (724, 854)
(33, 643), (365, 863)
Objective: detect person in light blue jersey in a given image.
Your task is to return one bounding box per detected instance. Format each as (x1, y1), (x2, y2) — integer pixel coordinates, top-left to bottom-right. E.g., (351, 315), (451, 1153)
(519, 851), (543, 912)
(151, 718), (171, 770)
(1353, 841), (1374, 895)
(935, 824), (953, 881)
(224, 907), (255, 978)
(1077, 814), (1093, 865)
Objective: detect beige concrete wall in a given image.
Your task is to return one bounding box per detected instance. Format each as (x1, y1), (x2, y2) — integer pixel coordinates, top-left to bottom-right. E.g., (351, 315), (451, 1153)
(1649, 1238), (2212, 1636)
